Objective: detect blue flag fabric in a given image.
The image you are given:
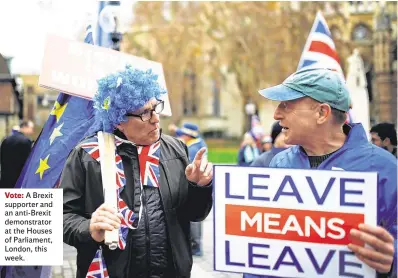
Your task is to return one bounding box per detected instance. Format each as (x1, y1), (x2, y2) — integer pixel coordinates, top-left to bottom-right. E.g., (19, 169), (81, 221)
(15, 25), (95, 189)
(1, 25), (96, 278)
(15, 93), (95, 189)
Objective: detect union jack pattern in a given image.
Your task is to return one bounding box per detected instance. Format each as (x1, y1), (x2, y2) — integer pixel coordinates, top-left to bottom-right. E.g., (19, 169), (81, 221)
(80, 135), (161, 277)
(80, 137), (101, 162)
(117, 196), (140, 249)
(86, 249), (109, 278)
(80, 136), (124, 163)
(137, 141), (161, 187)
(297, 11), (342, 75)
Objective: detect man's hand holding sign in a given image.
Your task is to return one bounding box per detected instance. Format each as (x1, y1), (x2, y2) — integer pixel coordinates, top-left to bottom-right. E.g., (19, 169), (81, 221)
(213, 165), (395, 278)
(234, 67), (397, 278)
(349, 224), (395, 274)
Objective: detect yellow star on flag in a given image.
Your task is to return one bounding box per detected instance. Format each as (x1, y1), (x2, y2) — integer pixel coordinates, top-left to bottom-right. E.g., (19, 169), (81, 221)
(35, 154), (51, 180)
(50, 122), (64, 145)
(50, 101), (68, 122)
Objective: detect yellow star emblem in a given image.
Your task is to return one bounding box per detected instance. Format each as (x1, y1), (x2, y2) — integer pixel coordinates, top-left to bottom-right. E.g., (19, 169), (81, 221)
(35, 154), (51, 180)
(50, 123), (64, 145)
(50, 101), (68, 122)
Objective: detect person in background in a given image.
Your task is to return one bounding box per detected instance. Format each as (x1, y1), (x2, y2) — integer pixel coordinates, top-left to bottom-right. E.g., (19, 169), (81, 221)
(260, 135), (272, 153)
(237, 132), (260, 166)
(370, 122), (397, 158)
(11, 125), (20, 135)
(251, 121), (289, 167)
(175, 122), (208, 257)
(0, 120), (34, 188)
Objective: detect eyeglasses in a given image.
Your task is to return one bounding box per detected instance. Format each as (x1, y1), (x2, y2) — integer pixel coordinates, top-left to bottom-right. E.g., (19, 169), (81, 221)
(126, 100), (164, 122)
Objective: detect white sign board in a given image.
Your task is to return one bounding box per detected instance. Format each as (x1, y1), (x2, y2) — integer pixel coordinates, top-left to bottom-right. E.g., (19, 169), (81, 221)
(39, 34), (172, 116)
(213, 165), (378, 278)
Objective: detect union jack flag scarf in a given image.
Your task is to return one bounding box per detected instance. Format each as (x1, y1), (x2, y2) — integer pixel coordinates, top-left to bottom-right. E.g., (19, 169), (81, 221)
(81, 135), (161, 278)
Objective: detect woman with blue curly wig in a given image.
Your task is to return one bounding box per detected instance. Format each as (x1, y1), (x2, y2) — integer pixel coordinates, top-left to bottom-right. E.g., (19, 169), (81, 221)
(60, 65), (214, 278)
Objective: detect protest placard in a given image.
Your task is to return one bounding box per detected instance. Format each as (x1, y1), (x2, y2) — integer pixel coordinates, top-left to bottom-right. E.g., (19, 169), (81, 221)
(38, 33), (172, 116)
(213, 165), (378, 278)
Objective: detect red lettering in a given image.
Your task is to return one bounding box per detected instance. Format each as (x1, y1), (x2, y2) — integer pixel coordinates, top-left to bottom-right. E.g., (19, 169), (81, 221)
(4, 192), (23, 198)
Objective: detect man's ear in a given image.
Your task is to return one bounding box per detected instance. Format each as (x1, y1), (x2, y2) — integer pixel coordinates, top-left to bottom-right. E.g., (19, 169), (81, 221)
(383, 137), (391, 146)
(317, 104), (331, 124)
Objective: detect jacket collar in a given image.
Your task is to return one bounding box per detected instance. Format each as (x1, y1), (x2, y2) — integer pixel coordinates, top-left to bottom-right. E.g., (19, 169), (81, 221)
(298, 123), (368, 157)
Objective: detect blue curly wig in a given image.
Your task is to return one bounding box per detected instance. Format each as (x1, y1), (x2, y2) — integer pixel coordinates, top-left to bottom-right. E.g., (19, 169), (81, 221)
(90, 65), (166, 133)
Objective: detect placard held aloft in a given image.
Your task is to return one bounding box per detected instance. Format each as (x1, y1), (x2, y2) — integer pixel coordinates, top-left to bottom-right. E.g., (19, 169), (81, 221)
(38, 33), (171, 116)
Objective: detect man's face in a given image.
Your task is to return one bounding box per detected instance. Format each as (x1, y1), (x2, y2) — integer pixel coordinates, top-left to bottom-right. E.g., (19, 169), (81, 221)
(273, 97), (320, 146)
(117, 98), (161, 145)
(370, 132), (384, 147)
(22, 122), (34, 136)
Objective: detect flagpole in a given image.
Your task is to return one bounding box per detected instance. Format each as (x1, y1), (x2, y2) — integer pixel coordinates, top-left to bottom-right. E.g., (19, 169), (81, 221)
(96, 0), (121, 251)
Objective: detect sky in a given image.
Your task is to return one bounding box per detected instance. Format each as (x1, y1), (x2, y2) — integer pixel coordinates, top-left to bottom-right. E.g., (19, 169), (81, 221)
(0, 0), (134, 74)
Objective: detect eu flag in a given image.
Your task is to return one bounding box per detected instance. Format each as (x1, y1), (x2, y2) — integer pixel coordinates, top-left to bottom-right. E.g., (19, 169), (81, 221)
(1, 25), (96, 278)
(15, 26), (95, 189)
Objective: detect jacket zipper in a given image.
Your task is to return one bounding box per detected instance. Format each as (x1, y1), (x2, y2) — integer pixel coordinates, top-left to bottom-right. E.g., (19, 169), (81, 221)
(142, 188), (151, 277)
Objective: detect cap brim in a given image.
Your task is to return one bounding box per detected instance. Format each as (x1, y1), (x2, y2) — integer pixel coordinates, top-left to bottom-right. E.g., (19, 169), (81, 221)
(258, 84), (305, 101)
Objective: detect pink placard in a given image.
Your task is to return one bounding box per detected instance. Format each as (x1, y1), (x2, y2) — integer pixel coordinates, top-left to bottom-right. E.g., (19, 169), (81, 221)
(39, 34), (172, 116)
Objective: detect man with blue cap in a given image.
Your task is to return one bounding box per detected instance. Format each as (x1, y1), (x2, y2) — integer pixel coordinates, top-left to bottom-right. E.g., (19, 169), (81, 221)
(175, 122), (208, 256)
(244, 67), (396, 278)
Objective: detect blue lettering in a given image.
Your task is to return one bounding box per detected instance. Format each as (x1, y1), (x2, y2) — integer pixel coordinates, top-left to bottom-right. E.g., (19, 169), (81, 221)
(225, 240), (245, 267)
(248, 174), (270, 201)
(273, 246), (303, 272)
(248, 243), (270, 269)
(273, 176), (303, 203)
(306, 177), (335, 205)
(339, 251), (363, 278)
(340, 178), (365, 207)
(225, 172), (244, 199)
(305, 248), (335, 274)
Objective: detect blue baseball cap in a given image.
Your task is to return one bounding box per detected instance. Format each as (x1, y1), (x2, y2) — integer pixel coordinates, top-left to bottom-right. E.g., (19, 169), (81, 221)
(258, 68), (351, 112)
(176, 123), (199, 138)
